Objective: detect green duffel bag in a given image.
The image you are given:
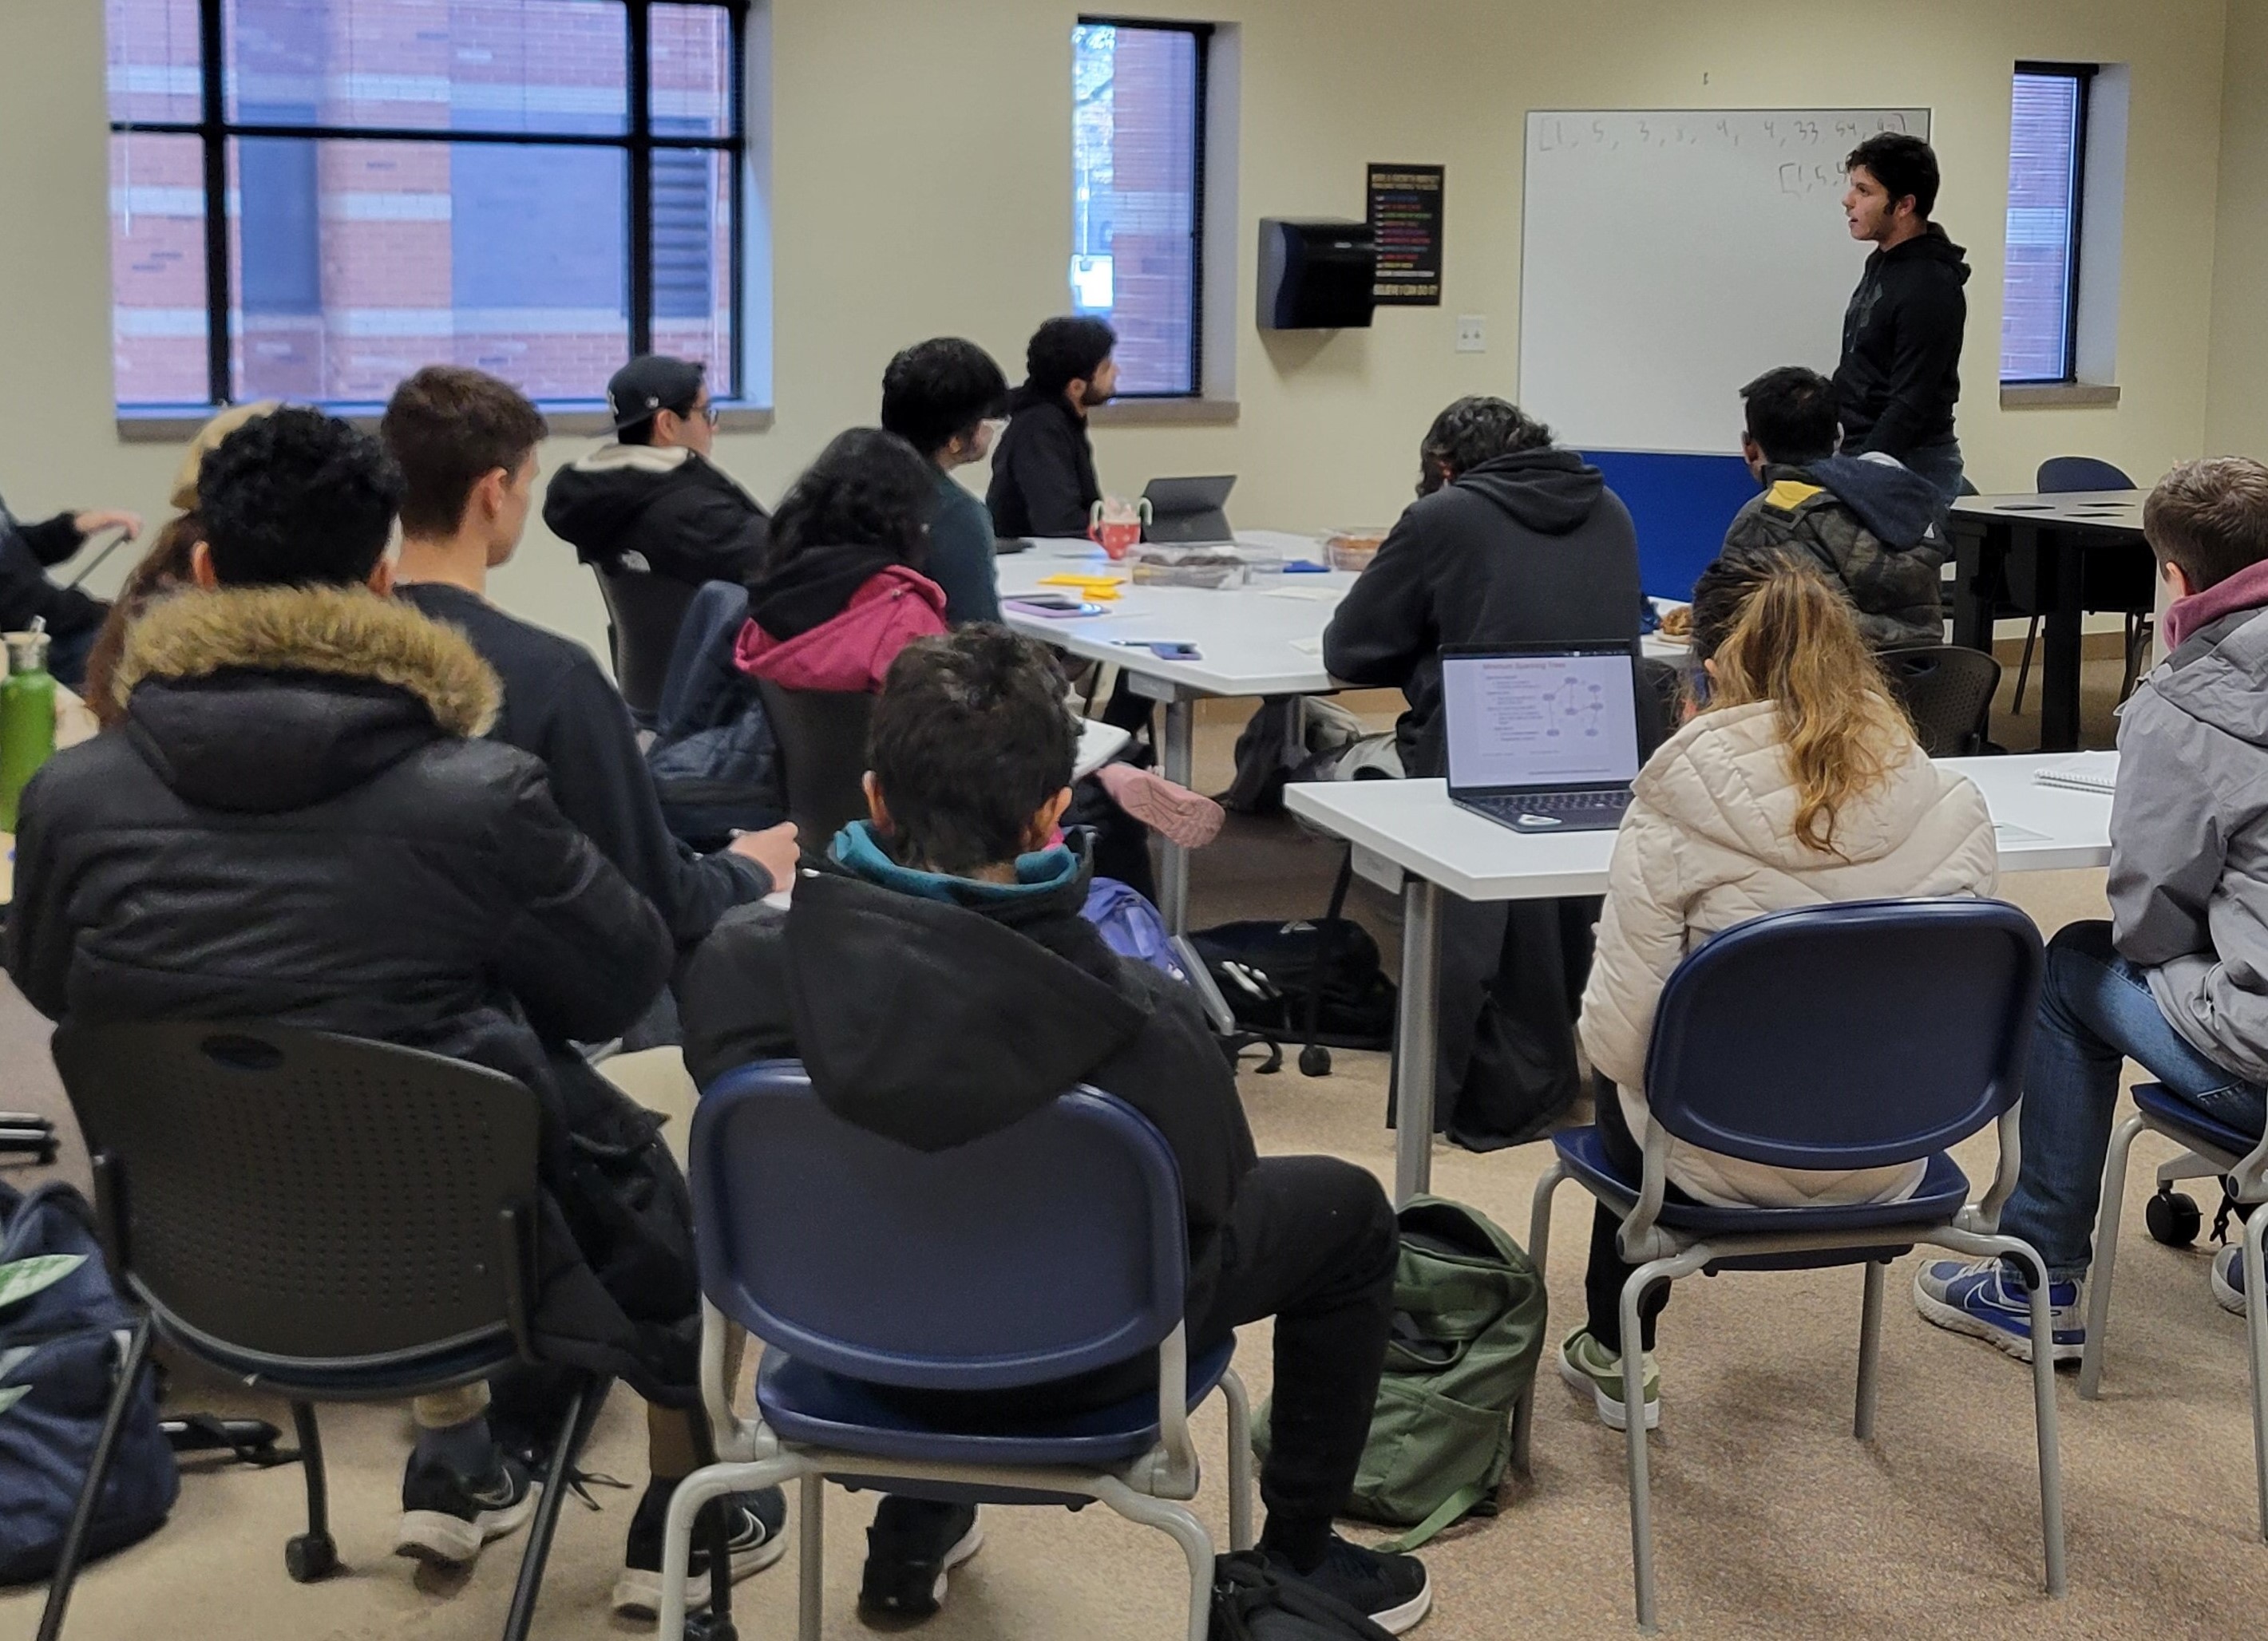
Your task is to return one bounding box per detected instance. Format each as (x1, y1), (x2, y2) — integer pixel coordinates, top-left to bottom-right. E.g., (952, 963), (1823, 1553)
(1253, 1195), (1547, 1551)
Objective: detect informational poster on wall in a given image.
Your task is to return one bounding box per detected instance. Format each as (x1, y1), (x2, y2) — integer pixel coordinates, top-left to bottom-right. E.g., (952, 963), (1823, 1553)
(1367, 164), (1444, 306)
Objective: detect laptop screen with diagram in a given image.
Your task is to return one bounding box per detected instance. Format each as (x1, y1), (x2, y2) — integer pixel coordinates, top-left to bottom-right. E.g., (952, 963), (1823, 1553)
(1442, 647), (1644, 796)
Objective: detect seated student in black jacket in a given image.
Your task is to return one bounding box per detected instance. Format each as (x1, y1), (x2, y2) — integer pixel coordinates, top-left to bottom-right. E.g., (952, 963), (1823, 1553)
(987, 316), (1115, 539)
(1716, 365), (1946, 648)
(6, 407), (785, 1618)
(544, 354), (772, 589)
(0, 490), (143, 689)
(680, 627), (1431, 1635)
(382, 366), (799, 967)
(1324, 396), (1643, 1151)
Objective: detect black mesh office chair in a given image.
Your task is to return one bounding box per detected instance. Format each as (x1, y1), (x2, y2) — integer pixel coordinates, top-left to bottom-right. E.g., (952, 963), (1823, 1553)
(755, 678), (875, 849)
(1881, 644), (2003, 757)
(2014, 458), (2148, 710)
(594, 566), (703, 726)
(36, 1022), (733, 1641)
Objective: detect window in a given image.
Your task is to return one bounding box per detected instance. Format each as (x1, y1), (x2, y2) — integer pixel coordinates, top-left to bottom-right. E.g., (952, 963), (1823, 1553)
(2001, 62), (2095, 385)
(1071, 18), (1208, 397)
(103, 0), (748, 414)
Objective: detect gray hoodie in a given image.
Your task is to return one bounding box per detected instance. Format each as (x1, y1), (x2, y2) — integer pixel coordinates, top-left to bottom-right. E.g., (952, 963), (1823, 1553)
(2112, 604), (2268, 1085)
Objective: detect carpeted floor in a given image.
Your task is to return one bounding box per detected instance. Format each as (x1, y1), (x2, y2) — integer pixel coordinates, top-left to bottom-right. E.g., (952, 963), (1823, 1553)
(7, 659), (2262, 1641)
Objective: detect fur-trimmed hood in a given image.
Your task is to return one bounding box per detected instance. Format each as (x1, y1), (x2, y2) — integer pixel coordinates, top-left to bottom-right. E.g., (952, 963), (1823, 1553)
(111, 584), (503, 815)
(113, 584), (499, 734)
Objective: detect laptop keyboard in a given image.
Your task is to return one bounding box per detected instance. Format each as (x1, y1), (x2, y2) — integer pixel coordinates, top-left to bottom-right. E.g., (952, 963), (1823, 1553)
(1465, 790), (1629, 820)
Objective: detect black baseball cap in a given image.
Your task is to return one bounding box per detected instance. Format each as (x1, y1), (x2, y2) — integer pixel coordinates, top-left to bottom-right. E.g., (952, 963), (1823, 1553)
(607, 354), (707, 431)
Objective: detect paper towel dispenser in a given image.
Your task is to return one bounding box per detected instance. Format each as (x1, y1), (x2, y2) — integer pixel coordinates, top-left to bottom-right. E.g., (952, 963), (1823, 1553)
(1257, 218), (1376, 330)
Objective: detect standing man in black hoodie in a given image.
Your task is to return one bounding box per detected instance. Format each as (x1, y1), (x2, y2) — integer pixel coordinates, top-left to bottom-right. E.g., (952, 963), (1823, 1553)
(1325, 397), (1641, 1150)
(1835, 132), (1970, 504)
(544, 354), (771, 588)
(987, 316), (1115, 539)
(680, 627), (1429, 1635)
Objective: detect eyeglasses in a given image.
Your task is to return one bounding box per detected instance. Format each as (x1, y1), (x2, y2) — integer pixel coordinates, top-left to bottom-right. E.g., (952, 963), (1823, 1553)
(674, 400), (721, 428)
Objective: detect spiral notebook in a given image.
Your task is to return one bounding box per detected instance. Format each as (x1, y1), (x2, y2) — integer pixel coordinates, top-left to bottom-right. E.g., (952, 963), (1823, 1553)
(2033, 751), (2120, 795)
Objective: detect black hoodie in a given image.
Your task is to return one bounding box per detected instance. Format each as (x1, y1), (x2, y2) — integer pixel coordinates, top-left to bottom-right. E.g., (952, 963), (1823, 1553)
(1322, 447), (1642, 779)
(680, 834), (1257, 1325)
(986, 386), (1102, 539)
(1834, 224), (1970, 458)
(543, 445), (771, 587)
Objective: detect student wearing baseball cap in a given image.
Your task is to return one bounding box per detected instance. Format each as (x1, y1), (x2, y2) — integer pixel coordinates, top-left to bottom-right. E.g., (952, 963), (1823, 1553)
(543, 354), (773, 589)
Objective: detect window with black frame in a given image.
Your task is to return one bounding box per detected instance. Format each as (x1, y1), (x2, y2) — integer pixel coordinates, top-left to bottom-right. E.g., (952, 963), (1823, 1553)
(1071, 18), (1209, 397)
(103, 0), (746, 414)
(2001, 61), (2094, 386)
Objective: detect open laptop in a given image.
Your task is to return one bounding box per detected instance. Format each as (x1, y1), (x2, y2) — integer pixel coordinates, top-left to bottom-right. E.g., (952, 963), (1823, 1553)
(1443, 643), (1645, 834)
(1142, 475), (1237, 545)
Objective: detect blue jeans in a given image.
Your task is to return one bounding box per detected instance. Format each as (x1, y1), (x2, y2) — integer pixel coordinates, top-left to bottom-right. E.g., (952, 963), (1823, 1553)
(1898, 437), (1965, 508)
(1999, 921), (2268, 1283)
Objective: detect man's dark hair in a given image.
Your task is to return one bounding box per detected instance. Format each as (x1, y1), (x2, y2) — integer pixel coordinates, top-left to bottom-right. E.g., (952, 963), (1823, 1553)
(381, 366), (549, 537)
(1740, 366), (1840, 465)
(881, 338), (1011, 457)
(1846, 132), (1940, 219)
(766, 428), (940, 574)
(1417, 396), (1554, 495)
(869, 625), (1077, 875)
(1025, 316), (1117, 399)
(198, 406), (403, 588)
(2144, 457), (2268, 591)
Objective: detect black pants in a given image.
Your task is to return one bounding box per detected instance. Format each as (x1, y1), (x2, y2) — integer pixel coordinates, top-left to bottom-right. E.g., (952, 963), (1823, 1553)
(1428, 894), (1598, 1151)
(1193, 1155), (1399, 1536)
(1583, 1079), (1693, 1354)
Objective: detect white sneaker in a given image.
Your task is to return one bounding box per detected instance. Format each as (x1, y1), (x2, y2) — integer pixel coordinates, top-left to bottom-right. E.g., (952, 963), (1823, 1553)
(2213, 1244), (2248, 1316)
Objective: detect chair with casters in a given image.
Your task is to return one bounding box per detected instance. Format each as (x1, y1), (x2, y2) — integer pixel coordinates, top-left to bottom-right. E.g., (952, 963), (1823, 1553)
(594, 564), (703, 727)
(657, 1061), (1254, 1641)
(30, 1021), (731, 1641)
(1512, 898), (2062, 1630)
(2013, 458), (2149, 712)
(2080, 1084), (2268, 1536)
(1880, 644), (2003, 757)
(754, 678), (875, 849)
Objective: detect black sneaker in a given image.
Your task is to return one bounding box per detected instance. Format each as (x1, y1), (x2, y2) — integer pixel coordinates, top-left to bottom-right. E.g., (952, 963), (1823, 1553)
(857, 1497), (984, 1624)
(394, 1446), (540, 1567)
(612, 1481), (790, 1618)
(1267, 1535), (1432, 1635)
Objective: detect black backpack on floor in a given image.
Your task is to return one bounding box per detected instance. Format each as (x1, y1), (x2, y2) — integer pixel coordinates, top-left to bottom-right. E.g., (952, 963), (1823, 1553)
(1210, 1552), (1398, 1639)
(1190, 919), (1397, 1052)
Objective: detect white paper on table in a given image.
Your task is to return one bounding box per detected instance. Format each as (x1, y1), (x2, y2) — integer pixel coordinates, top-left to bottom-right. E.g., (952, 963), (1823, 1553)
(1235, 529), (1326, 556)
(2034, 751), (2120, 794)
(1075, 719), (1133, 778)
(1993, 821), (2052, 845)
(1288, 635), (1326, 656)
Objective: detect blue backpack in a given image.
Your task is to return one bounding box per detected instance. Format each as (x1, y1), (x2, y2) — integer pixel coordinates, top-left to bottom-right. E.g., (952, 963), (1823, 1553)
(0, 1181), (178, 1584)
(644, 580), (788, 851)
(1082, 877), (1190, 985)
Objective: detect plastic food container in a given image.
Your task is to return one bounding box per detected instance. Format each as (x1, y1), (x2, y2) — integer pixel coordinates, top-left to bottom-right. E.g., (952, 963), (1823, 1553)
(1325, 529), (1387, 573)
(1130, 548), (1253, 589)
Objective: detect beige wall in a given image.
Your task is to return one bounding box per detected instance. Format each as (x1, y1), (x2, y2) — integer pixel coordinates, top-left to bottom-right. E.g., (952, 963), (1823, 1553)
(2209, 0), (2268, 455)
(0, 0), (2236, 665)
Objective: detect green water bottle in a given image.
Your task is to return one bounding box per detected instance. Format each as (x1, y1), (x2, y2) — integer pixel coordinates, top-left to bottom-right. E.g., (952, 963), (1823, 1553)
(0, 626), (57, 831)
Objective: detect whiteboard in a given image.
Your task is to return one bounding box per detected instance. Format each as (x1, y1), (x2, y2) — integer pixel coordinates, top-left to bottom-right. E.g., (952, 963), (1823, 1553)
(1518, 109), (1931, 455)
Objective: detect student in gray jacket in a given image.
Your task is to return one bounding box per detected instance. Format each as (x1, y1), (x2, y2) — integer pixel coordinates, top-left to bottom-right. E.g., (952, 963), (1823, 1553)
(1915, 457), (2268, 1359)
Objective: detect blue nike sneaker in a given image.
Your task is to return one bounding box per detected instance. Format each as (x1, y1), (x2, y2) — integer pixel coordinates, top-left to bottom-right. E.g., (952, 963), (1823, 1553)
(1912, 1258), (2084, 1363)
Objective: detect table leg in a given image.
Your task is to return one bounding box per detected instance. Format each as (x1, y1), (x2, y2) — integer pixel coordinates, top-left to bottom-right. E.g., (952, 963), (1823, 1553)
(2041, 533), (2085, 753)
(1949, 519), (1994, 652)
(1150, 694), (1239, 1034)
(1394, 879), (1442, 1204)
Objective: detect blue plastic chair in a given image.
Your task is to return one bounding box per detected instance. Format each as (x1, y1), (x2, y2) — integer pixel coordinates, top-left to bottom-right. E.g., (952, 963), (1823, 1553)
(659, 1063), (1253, 1641)
(2082, 1084), (2268, 1534)
(1514, 900), (2063, 1628)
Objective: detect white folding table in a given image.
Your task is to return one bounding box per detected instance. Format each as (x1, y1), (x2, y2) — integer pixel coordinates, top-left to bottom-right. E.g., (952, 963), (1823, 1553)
(995, 535), (1685, 942)
(1284, 756), (2115, 1201)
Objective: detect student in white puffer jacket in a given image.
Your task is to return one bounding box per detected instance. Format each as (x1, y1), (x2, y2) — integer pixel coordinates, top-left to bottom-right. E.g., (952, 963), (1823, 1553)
(1558, 554), (1999, 1430)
